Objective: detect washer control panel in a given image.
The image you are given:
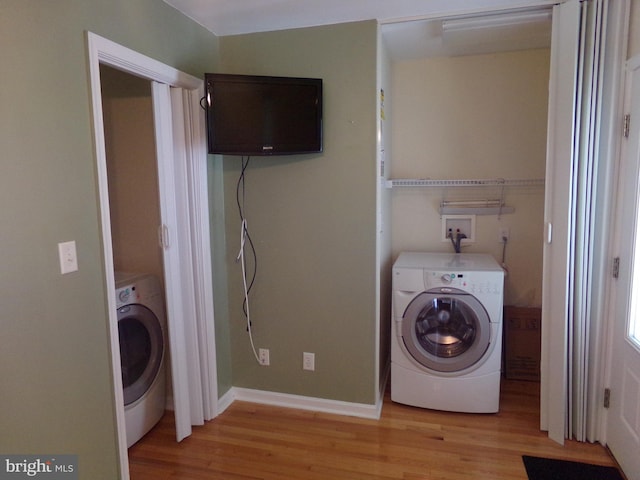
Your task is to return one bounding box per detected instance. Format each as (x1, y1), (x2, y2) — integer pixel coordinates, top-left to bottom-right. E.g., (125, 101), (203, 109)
(115, 283), (139, 308)
(425, 270), (502, 295)
(427, 271), (465, 287)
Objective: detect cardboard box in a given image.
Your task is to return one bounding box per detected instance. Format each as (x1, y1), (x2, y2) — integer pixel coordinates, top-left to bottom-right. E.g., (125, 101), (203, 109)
(503, 306), (541, 381)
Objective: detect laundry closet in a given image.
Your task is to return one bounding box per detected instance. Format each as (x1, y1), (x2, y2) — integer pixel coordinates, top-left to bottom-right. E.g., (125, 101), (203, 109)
(386, 33), (549, 308)
(100, 65), (171, 446)
(383, 16), (550, 385)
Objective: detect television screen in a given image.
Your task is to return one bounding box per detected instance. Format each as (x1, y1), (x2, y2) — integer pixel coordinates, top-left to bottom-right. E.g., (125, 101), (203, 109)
(204, 73), (323, 156)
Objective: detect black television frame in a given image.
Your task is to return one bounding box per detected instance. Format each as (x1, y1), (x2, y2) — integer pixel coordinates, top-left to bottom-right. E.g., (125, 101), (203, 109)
(204, 73), (323, 156)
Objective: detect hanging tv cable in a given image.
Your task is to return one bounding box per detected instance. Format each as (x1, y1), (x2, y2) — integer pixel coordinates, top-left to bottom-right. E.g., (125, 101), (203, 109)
(236, 156), (260, 363)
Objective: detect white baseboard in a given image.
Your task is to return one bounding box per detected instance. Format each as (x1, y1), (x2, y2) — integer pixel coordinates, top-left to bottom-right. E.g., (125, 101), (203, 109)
(217, 387), (235, 414)
(216, 387), (383, 420)
(214, 362), (390, 420)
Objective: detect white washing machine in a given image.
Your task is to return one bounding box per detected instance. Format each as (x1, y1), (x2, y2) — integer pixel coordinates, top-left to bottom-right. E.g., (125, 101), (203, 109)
(115, 272), (166, 447)
(391, 252), (504, 413)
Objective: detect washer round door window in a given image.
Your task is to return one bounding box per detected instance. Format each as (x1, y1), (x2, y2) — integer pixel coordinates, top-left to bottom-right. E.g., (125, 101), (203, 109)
(402, 287), (491, 373)
(118, 304), (164, 406)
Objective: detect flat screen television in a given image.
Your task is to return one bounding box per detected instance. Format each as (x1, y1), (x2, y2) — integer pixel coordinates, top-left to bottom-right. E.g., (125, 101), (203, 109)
(204, 73), (323, 156)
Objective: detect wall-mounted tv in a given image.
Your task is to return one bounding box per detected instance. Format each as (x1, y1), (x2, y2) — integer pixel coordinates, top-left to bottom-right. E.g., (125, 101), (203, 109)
(204, 73), (323, 156)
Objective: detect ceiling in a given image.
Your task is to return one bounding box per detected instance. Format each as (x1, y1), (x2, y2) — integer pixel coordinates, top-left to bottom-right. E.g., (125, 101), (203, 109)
(163, 0), (555, 59)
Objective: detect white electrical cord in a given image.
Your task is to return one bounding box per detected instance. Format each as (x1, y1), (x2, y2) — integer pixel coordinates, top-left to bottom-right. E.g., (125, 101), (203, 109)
(237, 218), (261, 364)
(235, 157), (264, 365)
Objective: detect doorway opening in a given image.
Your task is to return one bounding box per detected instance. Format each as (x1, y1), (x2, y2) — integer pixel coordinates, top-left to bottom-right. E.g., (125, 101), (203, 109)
(100, 65), (174, 449)
(86, 32), (218, 480)
(381, 6), (551, 422)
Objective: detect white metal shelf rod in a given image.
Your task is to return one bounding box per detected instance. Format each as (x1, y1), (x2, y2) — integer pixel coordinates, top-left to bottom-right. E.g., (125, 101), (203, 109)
(386, 178), (545, 188)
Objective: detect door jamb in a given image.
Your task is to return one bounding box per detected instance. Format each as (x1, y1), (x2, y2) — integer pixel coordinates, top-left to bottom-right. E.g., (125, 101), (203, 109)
(85, 31), (217, 479)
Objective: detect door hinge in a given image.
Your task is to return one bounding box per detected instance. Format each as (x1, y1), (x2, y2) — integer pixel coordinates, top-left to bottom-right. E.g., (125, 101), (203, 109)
(624, 114), (631, 138)
(613, 257), (620, 279)
(604, 388), (611, 408)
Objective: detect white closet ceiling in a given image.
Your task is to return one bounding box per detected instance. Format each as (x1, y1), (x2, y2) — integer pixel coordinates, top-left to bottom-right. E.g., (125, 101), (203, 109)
(163, 0), (555, 58)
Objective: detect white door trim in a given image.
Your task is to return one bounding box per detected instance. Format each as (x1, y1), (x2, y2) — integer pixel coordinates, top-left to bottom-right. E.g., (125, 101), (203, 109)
(586, 0), (629, 443)
(603, 54), (640, 479)
(86, 31), (217, 479)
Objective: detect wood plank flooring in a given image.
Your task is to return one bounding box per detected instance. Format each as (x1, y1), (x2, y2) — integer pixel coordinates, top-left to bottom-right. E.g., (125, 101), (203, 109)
(128, 380), (617, 479)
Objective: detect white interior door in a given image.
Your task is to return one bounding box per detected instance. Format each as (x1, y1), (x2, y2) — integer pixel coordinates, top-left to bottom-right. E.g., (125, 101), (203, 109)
(540, 0), (581, 444)
(151, 81), (193, 442)
(606, 56), (640, 480)
(151, 82), (218, 441)
(168, 86), (219, 426)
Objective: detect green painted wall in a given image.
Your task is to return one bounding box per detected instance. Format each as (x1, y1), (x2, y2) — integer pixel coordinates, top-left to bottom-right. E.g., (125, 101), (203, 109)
(1, 3), (381, 475)
(218, 21), (380, 404)
(0, 1), (219, 478)
(209, 156), (233, 395)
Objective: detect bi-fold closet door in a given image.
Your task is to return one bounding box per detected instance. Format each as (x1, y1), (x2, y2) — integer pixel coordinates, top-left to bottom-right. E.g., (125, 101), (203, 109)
(151, 82), (218, 442)
(542, 0), (630, 455)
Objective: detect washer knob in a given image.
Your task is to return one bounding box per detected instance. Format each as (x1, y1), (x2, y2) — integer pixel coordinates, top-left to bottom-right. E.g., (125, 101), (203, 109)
(441, 273), (454, 284)
(118, 289), (130, 302)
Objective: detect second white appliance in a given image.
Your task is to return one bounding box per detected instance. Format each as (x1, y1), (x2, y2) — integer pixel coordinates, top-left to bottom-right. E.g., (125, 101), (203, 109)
(116, 272), (167, 447)
(391, 252), (505, 413)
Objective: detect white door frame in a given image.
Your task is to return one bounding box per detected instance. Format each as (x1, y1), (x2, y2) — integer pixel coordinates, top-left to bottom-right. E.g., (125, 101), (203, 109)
(86, 32), (217, 479)
(588, 0), (629, 443)
(604, 53), (640, 480)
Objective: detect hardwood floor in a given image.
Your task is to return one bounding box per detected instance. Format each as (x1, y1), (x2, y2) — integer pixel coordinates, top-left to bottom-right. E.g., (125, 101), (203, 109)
(128, 380), (617, 479)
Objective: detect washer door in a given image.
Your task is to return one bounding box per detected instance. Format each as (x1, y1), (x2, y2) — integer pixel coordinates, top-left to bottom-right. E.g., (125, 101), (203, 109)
(118, 304), (164, 406)
(401, 287), (491, 373)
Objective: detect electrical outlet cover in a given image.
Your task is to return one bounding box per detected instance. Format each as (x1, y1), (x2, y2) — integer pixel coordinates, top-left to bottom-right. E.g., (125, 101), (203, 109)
(58, 240), (78, 274)
(259, 348), (270, 366)
(303, 352), (315, 371)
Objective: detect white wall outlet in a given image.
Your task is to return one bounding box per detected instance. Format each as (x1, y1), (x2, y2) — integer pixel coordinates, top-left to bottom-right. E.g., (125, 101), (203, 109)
(259, 348), (270, 366)
(58, 240), (78, 274)
(499, 227), (510, 242)
(303, 352), (315, 371)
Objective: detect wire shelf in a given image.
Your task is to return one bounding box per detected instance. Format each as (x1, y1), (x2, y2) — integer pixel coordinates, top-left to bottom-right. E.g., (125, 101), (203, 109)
(386, 178), (545, 188)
